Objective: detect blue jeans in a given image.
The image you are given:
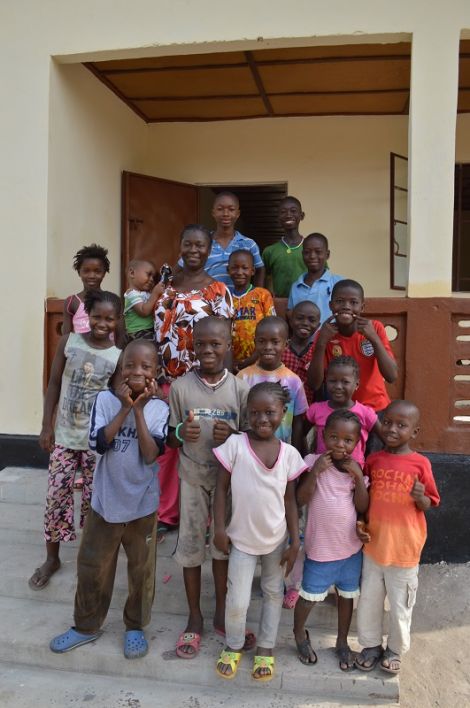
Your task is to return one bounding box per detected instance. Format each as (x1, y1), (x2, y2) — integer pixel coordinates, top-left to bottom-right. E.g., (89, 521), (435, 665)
(225, 541), (285, 650)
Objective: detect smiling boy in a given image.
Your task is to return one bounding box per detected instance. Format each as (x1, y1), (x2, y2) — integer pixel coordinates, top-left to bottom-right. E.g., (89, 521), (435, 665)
(262, 196), (307, 298)
(287, 233), (344, 324)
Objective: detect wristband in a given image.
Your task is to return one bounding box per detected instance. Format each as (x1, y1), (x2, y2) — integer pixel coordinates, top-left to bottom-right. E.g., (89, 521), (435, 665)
(175, 422), (184, 443)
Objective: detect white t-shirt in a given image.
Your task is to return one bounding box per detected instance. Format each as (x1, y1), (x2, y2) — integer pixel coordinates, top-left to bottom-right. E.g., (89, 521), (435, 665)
(213, 432), (307, 555)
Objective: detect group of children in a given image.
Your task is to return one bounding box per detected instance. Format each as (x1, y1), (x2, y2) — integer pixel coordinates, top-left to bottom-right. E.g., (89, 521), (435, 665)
(31, 191), (440, 686)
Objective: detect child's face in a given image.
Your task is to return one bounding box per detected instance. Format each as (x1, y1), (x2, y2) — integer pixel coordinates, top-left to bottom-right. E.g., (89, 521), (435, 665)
(122, 344), (158, 394)
(330, 286), (364, 327)
(227, 252), (255, 290)
(302, 237), (329, 275)
(130, 263), (155, 292)
(248, 392), (285, 440)
(279, 200), (304, 231)
(212, 195), (240, 229)
(289, 303), (320, 341)
(325, 365), (359, 406)
(88, 302), (119, 341)
(180, 230), (211, 270)
(255, 325), (286, 371)
(323, 420), (360, 461)
(193, 323), (230, 374)
(382, 404), (419, 451)
(79, 258), (106, 291)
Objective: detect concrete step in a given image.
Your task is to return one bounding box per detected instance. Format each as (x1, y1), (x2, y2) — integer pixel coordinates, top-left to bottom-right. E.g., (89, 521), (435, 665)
(2, 532), (354, 630)
(0, 467), (399, 705)
(0, 661), (398, 708)
(0, 595), (398, 704)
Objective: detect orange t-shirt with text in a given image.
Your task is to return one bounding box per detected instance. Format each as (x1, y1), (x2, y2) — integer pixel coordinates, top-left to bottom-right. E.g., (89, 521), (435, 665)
(364, 451), (440, 568)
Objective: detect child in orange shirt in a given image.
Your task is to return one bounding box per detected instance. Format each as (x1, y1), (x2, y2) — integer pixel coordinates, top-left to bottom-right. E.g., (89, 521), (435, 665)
(229, 249), (276, 372)
(355, 400), (440, 675)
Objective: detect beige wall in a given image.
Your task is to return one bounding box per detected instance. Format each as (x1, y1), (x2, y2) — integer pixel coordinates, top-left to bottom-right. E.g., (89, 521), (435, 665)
(144, 116), (409, 297)
(1, 0), (470, 436)
(47, 63), (148, 296)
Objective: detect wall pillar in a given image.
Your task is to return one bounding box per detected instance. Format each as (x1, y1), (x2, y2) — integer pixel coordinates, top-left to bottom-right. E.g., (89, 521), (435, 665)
(407, 28), (460, 297)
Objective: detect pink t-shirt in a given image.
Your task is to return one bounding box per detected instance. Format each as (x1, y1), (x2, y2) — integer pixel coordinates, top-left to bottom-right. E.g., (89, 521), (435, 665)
(306, 401), (377, 464)
(214, 432), (307, 555)
(303, 453), (367, 562)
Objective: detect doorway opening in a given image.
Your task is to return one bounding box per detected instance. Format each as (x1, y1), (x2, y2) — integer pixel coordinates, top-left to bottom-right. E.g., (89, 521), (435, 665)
(198, 183), (287, 252)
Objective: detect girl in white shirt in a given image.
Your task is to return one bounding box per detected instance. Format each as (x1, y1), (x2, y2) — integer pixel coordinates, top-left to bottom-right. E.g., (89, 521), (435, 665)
(213, 381), (307, 682)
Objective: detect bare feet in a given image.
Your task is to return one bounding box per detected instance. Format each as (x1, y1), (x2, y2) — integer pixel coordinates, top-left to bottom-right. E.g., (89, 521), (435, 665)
(28, 558), (61, 590)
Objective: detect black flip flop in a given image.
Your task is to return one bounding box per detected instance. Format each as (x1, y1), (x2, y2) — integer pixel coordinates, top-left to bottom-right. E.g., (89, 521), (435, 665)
(295, 629), (318, 665)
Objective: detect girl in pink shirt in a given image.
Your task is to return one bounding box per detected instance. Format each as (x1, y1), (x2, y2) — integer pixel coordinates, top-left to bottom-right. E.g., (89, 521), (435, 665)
(293, 408), (369, 672)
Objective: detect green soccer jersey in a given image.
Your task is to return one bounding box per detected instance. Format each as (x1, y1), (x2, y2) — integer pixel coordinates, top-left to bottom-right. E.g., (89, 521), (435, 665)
(262, 239), (306, 298)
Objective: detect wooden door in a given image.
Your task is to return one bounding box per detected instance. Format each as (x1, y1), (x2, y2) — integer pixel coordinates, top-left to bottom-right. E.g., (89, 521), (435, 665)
(121, 171), (198, 291)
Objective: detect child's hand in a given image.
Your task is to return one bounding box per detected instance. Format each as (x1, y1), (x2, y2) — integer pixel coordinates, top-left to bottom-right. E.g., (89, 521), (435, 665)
(280, 542), (300, 577)
(214, 529), (230, 555)
(152, 282), (165, 299)
(116, 381), (134, 409)
(317, 315), (339, 344)
(356, 520), (371, 544)
(312, 452), (333, 476)
(134, 379), (157, 410)
(180, 410), (201, 442)
(39, 425), (55, 452)
(341, 457), (364, 482)
(213, 419), (233, 444)
(410, 477), (426, 502)
(355, 317), (377, 342)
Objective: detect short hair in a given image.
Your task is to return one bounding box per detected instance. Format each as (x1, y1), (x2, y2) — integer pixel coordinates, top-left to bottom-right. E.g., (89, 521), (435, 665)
(255, 316), (289, 339)
(247, 381), (290, 407)
(324, 408), (361, 435)
(180, 224), (212, 245)
(279, 195), (302, 211)
(385, 399), (420, 423)
(123, 338), (158, 362)
(304, 232), (329, 250)
(331, 278), (365, 301)
(73, 244), (110, 273)
(292, 300), (320, 317)
(213, 190), (239, 207)
(193, 315), (231, 339)
(127, 259), (155, 272)
(228, 249), (254, 264)
(327, 355), (360, 380)
(84, 289), (122, 316)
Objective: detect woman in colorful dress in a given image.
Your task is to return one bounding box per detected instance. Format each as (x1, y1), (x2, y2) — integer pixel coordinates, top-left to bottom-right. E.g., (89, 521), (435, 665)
(154, 224), (234, 533)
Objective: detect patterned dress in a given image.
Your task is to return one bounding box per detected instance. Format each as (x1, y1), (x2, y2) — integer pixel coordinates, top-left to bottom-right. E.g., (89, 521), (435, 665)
(154, 281), (233, 380)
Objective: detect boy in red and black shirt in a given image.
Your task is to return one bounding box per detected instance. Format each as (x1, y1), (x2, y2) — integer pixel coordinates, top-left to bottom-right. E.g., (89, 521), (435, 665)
(282, 301), (320, 406)
(307, 279), (397, 412)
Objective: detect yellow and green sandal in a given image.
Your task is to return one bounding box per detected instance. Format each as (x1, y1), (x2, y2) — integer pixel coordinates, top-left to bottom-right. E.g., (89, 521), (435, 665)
(216, 649), (242, 680)
(252, 655), (275, 682)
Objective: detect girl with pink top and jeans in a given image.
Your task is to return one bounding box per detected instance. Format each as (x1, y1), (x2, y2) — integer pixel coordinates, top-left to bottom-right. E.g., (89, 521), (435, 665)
(293, 408), (369, 672)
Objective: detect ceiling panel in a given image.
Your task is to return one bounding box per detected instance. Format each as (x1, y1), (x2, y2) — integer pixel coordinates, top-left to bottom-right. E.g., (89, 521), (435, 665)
(134, 96), (267, 120)
(85, 41), (469, 122)
(270, 92), (408, 115)
(109, 66), (257, 98)
(259, 59), (410, 94)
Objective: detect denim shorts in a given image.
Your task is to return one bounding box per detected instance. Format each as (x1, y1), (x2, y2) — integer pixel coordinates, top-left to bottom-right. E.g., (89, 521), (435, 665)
(299, 549), (363, 601)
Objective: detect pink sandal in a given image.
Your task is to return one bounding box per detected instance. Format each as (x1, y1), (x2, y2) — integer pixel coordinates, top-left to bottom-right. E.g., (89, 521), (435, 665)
(175, 631), (201, 659)
(282, 588), (299, 609)
(214, 626), (256, 651)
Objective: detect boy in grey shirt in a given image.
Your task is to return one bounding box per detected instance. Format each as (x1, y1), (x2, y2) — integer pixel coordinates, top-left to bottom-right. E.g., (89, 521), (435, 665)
(168, 317), (250, 659)
(50, 340), (168, 659)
